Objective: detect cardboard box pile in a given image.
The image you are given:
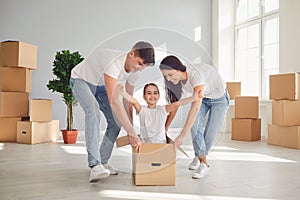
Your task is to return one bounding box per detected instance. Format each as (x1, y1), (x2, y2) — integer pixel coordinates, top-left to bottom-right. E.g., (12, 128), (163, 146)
(226, 81), (241, 100)
(232, 96), (261, 141)
(17, 99), (59, 144)
(268, 73), (300, 149)
(116, 136), (176, 186)
(0, 41), (59, 144)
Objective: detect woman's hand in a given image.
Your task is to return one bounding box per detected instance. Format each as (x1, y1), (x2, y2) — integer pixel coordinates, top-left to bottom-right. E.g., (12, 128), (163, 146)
(174, 134), (185, 146)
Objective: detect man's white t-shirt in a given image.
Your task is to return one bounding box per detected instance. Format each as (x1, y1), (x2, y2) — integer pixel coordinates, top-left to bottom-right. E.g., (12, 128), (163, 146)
(182, 63), (226, 99)
(138, 105), (168, 144)
(71, 47), (139, 86)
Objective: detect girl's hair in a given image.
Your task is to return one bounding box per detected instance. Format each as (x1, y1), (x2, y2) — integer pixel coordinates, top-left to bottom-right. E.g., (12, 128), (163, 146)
(143, 83), (159, 95)
(159, 55), (186, 103)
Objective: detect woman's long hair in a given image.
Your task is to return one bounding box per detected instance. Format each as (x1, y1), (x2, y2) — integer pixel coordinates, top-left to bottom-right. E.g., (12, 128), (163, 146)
(159, 55), (186, 103)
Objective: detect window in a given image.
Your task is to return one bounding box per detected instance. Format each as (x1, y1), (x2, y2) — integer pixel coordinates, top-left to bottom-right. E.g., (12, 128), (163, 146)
(235, 0), (279, 99)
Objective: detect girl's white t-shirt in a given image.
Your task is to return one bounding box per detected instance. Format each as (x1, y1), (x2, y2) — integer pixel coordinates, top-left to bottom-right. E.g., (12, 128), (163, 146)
(182, 63), (226, 99)
(71, 47), (139, 86)
(138, 105), (168, 144)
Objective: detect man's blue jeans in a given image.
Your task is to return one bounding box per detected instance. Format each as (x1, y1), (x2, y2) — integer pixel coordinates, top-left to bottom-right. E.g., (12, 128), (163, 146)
(70, 78), (120, 166)
(191, 90), (230, 157)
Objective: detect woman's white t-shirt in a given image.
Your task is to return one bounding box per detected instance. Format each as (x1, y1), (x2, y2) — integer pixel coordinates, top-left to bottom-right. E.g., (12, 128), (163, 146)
(138, 105), (168, 144)
(182, 64), (226, 99)
(71, 47), (139, 86)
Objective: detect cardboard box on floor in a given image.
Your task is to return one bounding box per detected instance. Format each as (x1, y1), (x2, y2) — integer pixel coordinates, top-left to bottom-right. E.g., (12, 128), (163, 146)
(29, 99), (52, 122)
(269, 73), (300, 100)
(16, 120), (59, 144)
(272, 100), (300, 126)
(232, 118), (261, 141)
(268, 124), (300, 149)
(0, 117), (22, 142)
(116, 135), (176, 186)
(0, 41), (37, 69)
(226, 81), (241, 100)
(0, 67), (32, 92)
(0, 92), (29, 117)
(234, 96), (259, 119)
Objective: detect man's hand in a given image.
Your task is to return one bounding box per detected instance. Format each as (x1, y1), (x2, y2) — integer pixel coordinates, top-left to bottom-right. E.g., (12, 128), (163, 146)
(128, 134), (142, 153)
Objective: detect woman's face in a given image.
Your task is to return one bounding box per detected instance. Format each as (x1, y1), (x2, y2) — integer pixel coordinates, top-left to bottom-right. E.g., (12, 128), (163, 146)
(143, 85), (160, 106)
(161, 69), (181, 85)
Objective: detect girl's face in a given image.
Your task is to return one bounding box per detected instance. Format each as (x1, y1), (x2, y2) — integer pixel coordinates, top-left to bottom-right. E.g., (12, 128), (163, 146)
(161, 69), (181, 85)
(143, 85), (160, 107)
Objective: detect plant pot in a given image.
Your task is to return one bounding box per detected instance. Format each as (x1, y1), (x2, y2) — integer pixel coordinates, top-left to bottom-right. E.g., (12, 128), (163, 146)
(61, 129), (78, 144)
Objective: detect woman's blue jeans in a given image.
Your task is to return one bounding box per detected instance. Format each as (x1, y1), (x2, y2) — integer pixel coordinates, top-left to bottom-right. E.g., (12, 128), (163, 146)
(70, 78), (121, 166)
(191, 90), (230, 157)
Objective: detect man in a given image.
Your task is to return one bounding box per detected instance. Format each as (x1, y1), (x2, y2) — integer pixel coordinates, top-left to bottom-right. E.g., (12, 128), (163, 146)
(70, 41), (155, 182)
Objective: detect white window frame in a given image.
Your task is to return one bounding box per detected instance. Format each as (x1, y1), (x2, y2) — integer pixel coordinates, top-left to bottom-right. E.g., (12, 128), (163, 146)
(234, 0), (279, 99)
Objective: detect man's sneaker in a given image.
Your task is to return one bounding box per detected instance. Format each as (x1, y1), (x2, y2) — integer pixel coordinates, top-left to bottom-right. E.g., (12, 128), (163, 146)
(89, 164), (110, 182)
(189, 156), (200, 170)
(192, 163), (210, 179)
(103, 163), (118, 175)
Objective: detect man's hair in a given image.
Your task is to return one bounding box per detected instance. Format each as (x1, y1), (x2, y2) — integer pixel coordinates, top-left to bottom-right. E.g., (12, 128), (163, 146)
(132, 41), (155, 66)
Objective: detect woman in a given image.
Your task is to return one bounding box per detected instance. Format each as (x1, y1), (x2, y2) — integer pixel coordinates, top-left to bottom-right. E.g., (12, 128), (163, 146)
(159, 55), (229, 179)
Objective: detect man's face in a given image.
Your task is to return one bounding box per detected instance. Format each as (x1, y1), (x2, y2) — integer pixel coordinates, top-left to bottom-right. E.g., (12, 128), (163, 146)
(125, 51), (148, 73)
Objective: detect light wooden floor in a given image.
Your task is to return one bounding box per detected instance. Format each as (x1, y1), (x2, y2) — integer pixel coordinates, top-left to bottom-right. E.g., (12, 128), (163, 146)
(0, 133), (299, 200)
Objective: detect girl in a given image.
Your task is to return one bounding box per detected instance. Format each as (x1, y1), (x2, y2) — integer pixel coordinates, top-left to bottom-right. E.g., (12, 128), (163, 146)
(115, 83), (202, 143)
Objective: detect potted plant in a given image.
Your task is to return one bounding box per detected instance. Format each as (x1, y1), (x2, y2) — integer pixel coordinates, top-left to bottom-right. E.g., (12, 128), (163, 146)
(47, 50), (84, 144)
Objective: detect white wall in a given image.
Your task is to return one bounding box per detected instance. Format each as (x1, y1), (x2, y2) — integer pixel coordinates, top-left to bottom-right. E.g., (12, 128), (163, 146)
(212, 0), (235, 81)
(279, 0), (300, 73)
(0, 0), (212, 131)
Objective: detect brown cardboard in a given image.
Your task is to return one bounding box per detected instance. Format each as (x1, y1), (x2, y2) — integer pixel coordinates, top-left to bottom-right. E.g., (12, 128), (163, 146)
(132, 143), (176, 186)
(116, 135), (189, 158)
(0, 92), (29, 117)
(0, 41), (37, 69)
(0, 117), (22, 142)
(29, 99), (52, 122)
(268, 124), (300, 149)
(16, 120), (60, 144)
(116, 135), (130, 147)
(116, 135), (177, 185)
(226, 82), (241, 100)
(232, 118), (261, 141)
(272, 100), (300, 126)
(269, 73), (300, 100)
(0, 67), (32, 92)
(234, 96), (259, 119)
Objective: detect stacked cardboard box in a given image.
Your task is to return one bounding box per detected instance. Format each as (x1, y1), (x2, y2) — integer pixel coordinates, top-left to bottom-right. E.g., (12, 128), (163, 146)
(0, 41), (35, 142)
(268, 73), (300, 149)
(232, 96), (261, 141)
(0, 41), (59, 144)
(17, 99), (59, 144)
(226, 81), (241, 100)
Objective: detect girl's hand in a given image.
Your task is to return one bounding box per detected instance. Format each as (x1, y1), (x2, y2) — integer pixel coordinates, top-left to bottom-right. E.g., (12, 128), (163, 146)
(115, 84), (125, 94)
(194, 90), (204, 100)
